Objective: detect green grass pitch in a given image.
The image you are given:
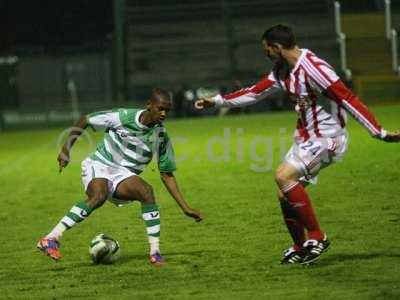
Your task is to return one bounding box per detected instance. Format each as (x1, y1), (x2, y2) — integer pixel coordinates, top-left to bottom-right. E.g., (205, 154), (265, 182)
(0, 104), (399, 299)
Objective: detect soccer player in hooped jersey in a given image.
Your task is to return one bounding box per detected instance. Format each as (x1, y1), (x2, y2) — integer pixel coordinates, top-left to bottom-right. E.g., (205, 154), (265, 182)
(37, 88), (202, 266)
(195, 24), (400, 265)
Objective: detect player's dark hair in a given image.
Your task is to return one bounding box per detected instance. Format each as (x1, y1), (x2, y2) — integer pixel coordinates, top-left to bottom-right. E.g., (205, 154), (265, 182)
(261, 24), (296, 49)
(150, 88), (172, 103)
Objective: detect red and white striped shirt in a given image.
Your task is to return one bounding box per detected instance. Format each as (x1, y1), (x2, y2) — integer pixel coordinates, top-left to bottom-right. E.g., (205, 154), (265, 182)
(213, 49), (385, 143)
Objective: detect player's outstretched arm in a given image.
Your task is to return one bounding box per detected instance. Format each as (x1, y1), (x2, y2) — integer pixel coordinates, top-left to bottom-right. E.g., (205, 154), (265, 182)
(160, 172), (203, 222)
(194, 97), (216, 110)
(58, 115), (89, 173)
(195, 77), (278, 110)
(325, 80), (400, 142)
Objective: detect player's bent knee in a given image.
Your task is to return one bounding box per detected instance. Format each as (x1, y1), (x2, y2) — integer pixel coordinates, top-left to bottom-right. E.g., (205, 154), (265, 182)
(275, 165), (299, 187)
(87, 193), (108, 209)
(274, 169), (288, 186)
(144, 184), (155, 203)
(277, 190), (286, 202)
(137, 183), (155, 204)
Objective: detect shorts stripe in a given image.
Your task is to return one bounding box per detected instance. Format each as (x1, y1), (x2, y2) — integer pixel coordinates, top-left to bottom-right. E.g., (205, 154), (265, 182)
(306, 152), (324, 171)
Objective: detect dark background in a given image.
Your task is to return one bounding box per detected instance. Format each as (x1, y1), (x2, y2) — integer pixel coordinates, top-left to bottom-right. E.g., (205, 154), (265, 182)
(0, 0), (113, 55)
(0, 0), (398, 129)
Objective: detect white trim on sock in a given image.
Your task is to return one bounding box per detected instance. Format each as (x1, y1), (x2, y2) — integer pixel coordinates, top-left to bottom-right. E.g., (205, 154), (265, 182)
(46, 222), (68, 240)
(142, 211), (160, 221)
(146, 224), (160, 235)
(61, 216), (75, 227)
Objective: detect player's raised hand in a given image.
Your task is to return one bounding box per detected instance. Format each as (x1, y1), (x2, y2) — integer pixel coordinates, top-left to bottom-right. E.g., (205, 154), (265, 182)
(57, 148), (70, 173)
(194, 97), (215, 110)
(184, 207), (203, 222)
(382, 131), (400, 143)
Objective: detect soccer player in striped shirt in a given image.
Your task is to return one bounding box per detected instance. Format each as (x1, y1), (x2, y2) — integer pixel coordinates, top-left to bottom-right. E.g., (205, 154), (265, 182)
(195, 24), (400, 265)
(37, 88), (202, 266)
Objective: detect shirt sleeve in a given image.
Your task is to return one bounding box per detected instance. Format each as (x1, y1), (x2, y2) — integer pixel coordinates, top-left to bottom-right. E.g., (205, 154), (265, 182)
(213, 73), (281, 108)
(157, 131), (177, 172)
(86, 110), (122, 130)
(324, 80), (385, 138)
(304, 53), (385, 138)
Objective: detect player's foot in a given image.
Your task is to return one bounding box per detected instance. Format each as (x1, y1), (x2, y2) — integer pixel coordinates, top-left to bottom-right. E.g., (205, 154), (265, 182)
(280, 246), (305, 264)
(37, 237), (62, 261)
(300, 236), (330, 265)
(149, 252), (165, 267)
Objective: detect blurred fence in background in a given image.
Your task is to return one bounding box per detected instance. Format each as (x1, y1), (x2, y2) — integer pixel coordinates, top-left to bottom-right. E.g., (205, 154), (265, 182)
(1, 0), (394, 130)
(126, 0), (339, 111)
(0, 52), (112, 129)
(17, 53), (112, 108)
(391, 0), (400, 74)
(127, 0), (338, 86)
(392, 0), (400, 48)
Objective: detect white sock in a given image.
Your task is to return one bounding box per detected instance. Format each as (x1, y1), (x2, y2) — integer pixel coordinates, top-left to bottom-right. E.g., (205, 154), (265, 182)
(46, 223), (67, 240)
(149, 236), (160, 255)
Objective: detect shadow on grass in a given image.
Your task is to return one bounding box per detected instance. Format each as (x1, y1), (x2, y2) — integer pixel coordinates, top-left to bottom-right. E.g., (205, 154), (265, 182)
(164, 250), (212, 257)
(117, 250), (213, 265)
(117, 253), (146, 264)
(319, 252), (400, 265)
(43, 250), (213, 271)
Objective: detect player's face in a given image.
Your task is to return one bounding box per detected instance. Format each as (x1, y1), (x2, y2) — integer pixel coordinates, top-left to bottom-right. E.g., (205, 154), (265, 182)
(148, 99), (172, 124)
(262, 40), (280, 61)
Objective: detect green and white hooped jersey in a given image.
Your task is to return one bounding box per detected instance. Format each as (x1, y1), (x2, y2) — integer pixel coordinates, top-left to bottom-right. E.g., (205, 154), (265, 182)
(86, 108), (176, 174)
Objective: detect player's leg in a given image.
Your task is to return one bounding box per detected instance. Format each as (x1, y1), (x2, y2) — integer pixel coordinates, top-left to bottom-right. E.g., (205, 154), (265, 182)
(37, 179), (109, 260)
(278, 136), (347, 264)
(278, 188), (307, 264)
(278, 189), (306, 248)
(275, 162), (324, 241)
(46, 178), (109, 239)
(277, 140), (333, 264)
(114, 176), (164, 266)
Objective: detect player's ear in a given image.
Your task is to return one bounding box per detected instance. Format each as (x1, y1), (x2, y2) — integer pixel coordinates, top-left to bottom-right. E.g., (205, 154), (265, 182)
(272, 42), (282, 51)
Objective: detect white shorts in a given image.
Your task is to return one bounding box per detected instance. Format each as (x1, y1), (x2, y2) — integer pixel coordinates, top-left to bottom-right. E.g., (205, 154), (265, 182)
(81, 157), (137, 205)
(284, 134), (348, 184)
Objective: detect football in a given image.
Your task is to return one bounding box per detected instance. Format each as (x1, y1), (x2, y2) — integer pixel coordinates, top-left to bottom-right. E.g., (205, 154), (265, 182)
(89, 233), (120, 264)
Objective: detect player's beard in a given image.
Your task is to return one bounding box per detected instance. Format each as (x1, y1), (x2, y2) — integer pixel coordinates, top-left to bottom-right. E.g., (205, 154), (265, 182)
(267, 50), (283, 63)
(267, 53), (278, 62)
(274, 59), (290, 80)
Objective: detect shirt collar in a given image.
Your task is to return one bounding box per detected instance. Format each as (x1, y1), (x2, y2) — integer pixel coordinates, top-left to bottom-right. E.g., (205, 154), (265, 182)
(135, 109), (149, 130)
(291, 48), (308, 73)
